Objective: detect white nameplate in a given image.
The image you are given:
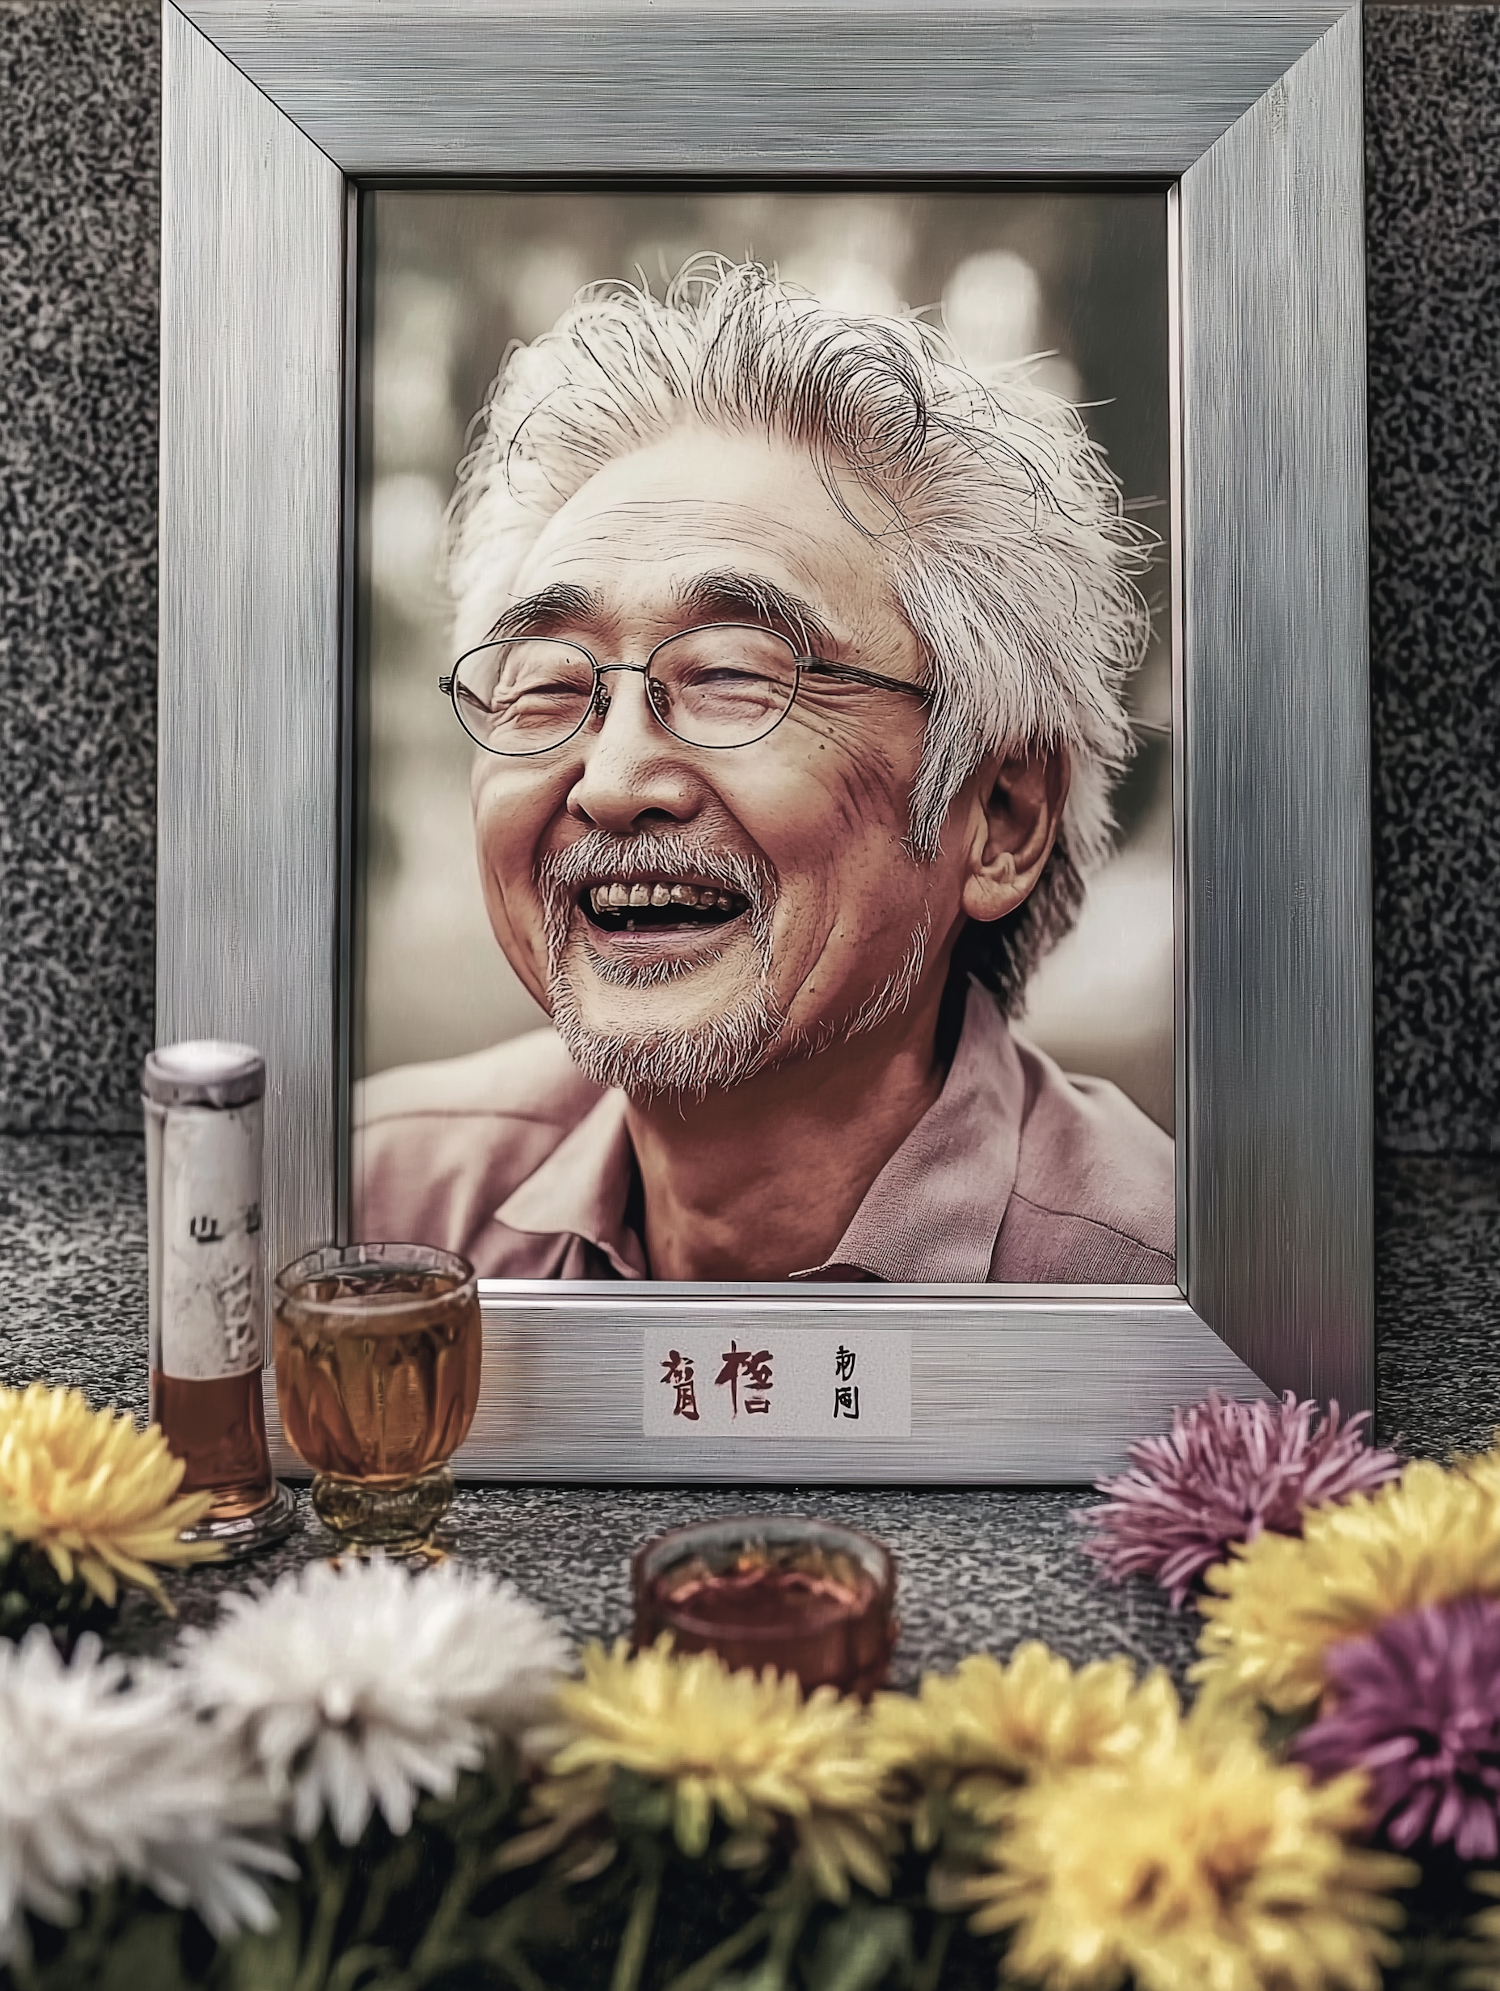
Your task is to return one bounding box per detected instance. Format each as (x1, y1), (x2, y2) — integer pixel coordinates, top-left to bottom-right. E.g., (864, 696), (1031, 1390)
(642, 1327), (912, 1440)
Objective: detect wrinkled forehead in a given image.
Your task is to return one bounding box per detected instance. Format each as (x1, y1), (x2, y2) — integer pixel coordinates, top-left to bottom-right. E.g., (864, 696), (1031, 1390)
(456, 425), (907, 656)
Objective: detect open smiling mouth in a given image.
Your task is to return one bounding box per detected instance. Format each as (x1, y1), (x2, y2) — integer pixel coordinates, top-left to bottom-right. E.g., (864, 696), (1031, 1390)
(581, 880), (751, 935)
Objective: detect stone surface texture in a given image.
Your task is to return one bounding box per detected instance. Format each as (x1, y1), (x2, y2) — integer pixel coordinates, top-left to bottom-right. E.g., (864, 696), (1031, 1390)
(1, 1), (160, 1134)
(1, 1132), (1495, 1672)
(1365, 4), (1500, 1154)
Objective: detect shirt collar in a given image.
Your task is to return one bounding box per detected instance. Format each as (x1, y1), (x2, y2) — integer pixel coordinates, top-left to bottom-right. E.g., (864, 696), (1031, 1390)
(493, 1088), (647, 1278)
(789, 982), (1023, 1283)
(492, 981), (1023, 1284)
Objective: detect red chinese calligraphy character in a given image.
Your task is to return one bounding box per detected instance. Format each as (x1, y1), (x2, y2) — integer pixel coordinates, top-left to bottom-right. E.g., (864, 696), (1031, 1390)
(661, 1350), (700, 1421)
(715, 1341), (774, 1417)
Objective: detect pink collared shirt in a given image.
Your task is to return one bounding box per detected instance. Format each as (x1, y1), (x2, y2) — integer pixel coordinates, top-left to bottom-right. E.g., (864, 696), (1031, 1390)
(352, 983), (1175, 1284)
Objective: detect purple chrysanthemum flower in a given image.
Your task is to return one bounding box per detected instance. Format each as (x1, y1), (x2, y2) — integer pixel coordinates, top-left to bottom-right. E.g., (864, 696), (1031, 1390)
(1293, 1598), (1500, 1859)
(1078, 1392), (1400, 1606)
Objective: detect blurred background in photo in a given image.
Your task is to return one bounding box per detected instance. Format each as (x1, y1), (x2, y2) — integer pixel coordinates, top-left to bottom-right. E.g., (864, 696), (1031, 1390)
(354, 186), (1175, 1132)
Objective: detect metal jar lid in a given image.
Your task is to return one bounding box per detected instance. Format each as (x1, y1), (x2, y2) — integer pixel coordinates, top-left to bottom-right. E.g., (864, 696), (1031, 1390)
(142, 1040), (266, 1109)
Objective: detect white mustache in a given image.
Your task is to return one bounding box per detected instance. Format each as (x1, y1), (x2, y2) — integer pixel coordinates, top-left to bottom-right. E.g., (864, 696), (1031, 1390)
(536, 833), (774, 912)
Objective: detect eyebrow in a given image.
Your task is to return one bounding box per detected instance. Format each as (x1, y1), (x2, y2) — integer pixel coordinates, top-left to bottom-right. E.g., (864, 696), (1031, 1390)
(675, 571), (838, 657)
(487, 569), (842, 659)
(486, 582), (601, 643)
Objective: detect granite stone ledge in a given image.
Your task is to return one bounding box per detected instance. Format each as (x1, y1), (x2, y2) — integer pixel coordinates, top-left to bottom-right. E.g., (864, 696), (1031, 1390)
(1375, 1151), (1500, 1457)
(0, 1131), (150, 1415)
(2, 1135), (1496, 1678)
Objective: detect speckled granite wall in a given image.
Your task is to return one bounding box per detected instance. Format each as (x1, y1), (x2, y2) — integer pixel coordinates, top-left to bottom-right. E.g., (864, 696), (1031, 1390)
(1, 0), (160, 1135)
(1366, 3), (1500, 1155)
(1, 2), (1497, 1149)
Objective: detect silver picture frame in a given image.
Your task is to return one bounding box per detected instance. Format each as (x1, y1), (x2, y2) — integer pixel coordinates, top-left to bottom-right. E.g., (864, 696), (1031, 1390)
(157, 0), (1370, 1482)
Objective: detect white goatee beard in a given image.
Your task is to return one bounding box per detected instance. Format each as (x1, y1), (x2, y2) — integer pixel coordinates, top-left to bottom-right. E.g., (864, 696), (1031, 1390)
(539, 831), (787, 1103)
(535, 832), (934, 1105)
(549, 967), (789, 1103)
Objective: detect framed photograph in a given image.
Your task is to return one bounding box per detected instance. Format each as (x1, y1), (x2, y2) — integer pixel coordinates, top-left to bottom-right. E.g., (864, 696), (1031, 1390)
(157, 0), (1370, 1481)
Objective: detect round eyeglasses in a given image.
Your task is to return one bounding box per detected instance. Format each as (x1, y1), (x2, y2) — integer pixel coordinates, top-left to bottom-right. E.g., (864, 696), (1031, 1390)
(439, 622), (931, 756)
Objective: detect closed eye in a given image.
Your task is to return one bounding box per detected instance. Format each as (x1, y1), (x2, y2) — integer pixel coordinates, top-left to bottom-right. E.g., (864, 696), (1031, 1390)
(801, 661), (932, 703)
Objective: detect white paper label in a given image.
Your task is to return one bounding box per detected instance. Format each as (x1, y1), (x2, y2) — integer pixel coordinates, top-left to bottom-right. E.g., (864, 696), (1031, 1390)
(642, 1327), (911, 1439)
(147, 1101), (265, 1379)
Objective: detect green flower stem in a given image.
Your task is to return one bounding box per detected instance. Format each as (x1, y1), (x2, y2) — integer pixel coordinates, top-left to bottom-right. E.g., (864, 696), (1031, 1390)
(463, 1888), (554, 1991)
(325, 1943), (397, 1991)
(660, 1908), (774, 1991)
(351, 1835), (420, 1944)
(748, 1878), (813, 1991)
(411, 1836), (483, 1974)
(10, 1946), (41, 1991)
(294, 1839), (352, 1991)
(489, 1934), (552, 1991)
(912, 1913), (955, 1991)
(610, 1849), (664, 1991)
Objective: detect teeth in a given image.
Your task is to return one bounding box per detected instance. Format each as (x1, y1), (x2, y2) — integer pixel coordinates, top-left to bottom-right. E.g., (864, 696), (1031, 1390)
(588, 879), (745, 914)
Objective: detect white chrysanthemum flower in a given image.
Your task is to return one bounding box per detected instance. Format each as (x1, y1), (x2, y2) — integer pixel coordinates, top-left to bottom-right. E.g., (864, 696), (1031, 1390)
(179, 1558), (571, 1844)
(0, 1629), (293, 1963)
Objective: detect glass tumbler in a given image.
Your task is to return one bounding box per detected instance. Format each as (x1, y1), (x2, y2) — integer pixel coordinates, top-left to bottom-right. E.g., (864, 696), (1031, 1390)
(633, 1515), (897, 1696)
(272, 1243), (482, 1555)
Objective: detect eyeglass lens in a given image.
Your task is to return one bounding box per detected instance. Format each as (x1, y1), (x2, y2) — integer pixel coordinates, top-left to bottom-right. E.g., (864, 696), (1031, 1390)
(451, 625), (801, 754)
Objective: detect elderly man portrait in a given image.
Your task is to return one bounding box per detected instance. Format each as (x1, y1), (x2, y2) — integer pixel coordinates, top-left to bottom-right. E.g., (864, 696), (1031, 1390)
(353, 260), (1174, 1285)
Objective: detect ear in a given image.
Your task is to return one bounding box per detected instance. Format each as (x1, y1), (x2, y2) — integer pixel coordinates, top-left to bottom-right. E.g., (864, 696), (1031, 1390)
(960, 746), (1071, 924)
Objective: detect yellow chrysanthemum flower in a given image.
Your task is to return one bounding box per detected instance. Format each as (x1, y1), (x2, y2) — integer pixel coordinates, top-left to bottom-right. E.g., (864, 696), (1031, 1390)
(524, 1638), (893, 1901)
(0, 1382), (219, 1607)
(964, 1722), (1415, 1991)
(1193, 1458), (1500, 1715)
(1454, 1439), (1500, 1500)
(868, 1644), (1179, 1844)
(1458, 1870), (1500, 1990)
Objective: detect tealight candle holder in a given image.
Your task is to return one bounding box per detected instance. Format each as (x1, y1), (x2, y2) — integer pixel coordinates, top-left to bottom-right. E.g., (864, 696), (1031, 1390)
(632, 1515), (897, 1697)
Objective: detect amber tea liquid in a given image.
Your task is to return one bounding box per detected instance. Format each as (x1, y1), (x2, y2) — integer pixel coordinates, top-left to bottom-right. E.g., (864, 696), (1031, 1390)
(149, 1369), (275, 1518)
(143, 1045), (295, 1544)
(273, 1265), (482, 1483)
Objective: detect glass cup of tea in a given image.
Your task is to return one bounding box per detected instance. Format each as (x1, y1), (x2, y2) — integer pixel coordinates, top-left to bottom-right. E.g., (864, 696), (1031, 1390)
(272, 1243), (482, 1557)
(632, 1515), (897, 1697)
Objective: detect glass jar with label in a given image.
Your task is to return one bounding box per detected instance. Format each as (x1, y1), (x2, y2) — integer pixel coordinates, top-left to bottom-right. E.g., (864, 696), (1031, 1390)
(143, 1041), (296, 1553)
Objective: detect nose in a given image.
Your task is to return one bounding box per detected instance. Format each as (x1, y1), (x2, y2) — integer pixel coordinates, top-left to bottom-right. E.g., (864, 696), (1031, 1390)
(565, 667), (705, 834)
